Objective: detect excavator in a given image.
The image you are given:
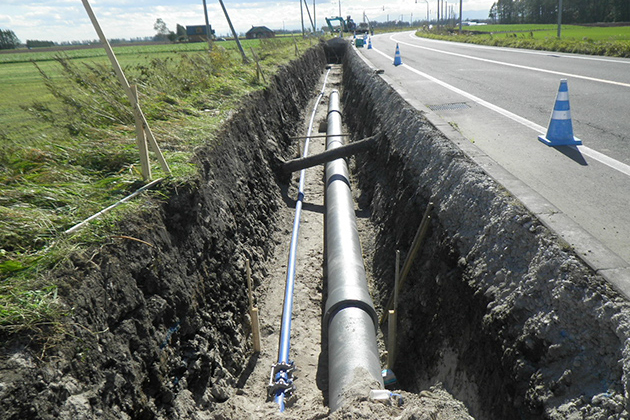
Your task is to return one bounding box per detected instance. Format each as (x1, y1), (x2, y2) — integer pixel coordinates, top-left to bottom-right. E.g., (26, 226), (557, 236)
(325, 16), (370, 35)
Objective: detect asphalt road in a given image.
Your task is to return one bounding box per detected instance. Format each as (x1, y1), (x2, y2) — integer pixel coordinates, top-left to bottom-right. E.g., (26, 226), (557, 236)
(358, 31), (630, 265)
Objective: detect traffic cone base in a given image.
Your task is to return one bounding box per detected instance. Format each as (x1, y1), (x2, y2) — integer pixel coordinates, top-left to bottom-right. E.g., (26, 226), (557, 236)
(393, 44), (402, 66)
(538, 134), (582, 146)
(538, 79), (581, 147)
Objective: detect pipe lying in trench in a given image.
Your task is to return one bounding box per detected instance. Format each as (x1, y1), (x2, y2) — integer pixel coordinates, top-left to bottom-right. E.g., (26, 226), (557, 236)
(323, 90), (384, 411)
(268, 68), (331, 412)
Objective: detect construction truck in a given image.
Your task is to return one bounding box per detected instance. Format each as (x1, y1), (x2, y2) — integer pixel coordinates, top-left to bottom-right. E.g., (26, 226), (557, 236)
(325, 16), (370, 34)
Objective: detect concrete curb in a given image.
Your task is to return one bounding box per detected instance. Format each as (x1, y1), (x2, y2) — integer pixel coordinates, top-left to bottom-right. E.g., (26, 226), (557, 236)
(352, 45), (630, 300)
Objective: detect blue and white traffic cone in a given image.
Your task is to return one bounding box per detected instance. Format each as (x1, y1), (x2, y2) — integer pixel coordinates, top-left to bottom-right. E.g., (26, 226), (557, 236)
(538, 79), (582, 146)
(367, 37), (373, 49)
(393, 43), (402, 66)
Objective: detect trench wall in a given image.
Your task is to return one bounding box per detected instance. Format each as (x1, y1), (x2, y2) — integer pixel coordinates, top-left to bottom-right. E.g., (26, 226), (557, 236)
(342, 43), (630, 419)
(0, 44), (326, 420)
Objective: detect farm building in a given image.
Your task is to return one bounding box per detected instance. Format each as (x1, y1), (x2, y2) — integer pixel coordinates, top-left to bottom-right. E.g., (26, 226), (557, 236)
(246, 26), (275, 39)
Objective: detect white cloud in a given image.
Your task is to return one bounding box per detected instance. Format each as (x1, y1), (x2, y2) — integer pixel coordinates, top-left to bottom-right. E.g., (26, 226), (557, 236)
(1, 0), (495, 43)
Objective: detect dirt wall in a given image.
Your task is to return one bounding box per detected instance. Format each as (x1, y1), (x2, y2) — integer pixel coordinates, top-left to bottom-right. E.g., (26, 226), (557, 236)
(0, 44), (326, 420)
(341, 44), (630, 419)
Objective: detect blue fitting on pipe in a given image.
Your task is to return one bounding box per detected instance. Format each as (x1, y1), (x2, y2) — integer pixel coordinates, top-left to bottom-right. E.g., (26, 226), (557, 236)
(268, 361), (296, 411)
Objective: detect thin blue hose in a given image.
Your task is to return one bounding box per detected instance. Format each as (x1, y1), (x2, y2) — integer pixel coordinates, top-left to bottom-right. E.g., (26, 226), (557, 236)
(273, 68), (331, 411)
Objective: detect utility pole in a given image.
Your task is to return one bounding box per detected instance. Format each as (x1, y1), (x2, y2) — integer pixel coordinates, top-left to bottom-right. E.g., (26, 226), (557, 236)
(202, 0), (213, 51)
(557, 0), (563, 38)
(302, 0), (316, 34)
(436, 0), (439, 29)
(300, 0), (305, 37)
(313, 0), (316, 33)
(458, 0), (462, 33)
(217, 0), (249, 64)
(444, 1), (447, 23)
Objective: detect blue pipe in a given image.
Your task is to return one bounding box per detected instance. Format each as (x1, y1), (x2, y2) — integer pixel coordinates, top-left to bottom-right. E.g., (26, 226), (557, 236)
(271, 68), (331, 411)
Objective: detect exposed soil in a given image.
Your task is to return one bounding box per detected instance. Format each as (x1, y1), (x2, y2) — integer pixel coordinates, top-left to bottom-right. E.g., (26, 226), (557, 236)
(204, 58), (473, 420)
(342, 42), (630, 419)
(0, 39), (470, 420)
(2, 37), (630, 420)
(0, 43), (327, 420)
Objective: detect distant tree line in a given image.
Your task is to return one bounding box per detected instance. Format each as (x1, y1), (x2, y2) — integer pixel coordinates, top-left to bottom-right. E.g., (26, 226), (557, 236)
(489, 0), (630, 24)
(26, 40), (54, 48)
(0, 29), (20, 49)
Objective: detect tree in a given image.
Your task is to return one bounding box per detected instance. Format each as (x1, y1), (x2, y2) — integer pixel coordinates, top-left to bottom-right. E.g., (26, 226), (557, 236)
(176, 24), (187, 42)
(489, 2), (498, 22)
(488, 0), (630, 25)
(0, 29), (20, 50)
(153, 18), (176, 42)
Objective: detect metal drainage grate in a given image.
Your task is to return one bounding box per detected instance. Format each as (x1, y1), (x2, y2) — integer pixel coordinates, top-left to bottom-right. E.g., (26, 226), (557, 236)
(427, 102), (471, 111)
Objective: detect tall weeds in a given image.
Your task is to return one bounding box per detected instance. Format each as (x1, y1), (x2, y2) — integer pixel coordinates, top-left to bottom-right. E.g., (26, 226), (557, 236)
(1, 37), (313, 333)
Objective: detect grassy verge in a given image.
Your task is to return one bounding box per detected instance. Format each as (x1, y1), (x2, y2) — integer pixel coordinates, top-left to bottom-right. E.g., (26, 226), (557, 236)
(415, 24), (630, 57)
(0, 36), (319, 334)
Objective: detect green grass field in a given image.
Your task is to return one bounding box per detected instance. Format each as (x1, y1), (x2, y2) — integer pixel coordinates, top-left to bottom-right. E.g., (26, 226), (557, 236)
(463, 23), (630, 41)
(418, 24), (630, 56)
(0, 36), (316, 332)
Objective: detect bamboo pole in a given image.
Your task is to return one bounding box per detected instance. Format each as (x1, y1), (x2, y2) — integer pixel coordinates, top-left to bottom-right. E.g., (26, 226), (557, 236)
(80, 0), (171, 176)
(130, 85), (151, 180)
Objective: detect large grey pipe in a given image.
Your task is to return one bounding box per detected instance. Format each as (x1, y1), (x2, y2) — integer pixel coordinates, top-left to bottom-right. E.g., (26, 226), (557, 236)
(323, 90), (383, 411)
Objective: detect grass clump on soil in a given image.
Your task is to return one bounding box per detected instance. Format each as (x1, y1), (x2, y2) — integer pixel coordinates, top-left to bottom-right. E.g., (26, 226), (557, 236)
(416, 24), (630, 57)
(0, 36), (316, 334)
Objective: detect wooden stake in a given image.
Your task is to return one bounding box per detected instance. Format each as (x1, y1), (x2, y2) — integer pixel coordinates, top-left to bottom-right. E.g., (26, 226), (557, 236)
(251, 307), (261, 353)
(250, 47), (266, 84)
(81, 0), (171, 176)
(394, 249), (400, 310)
(246, 259), (254, 309)
(246, 259), (261, 353)
(131, 85), (151, 180)
(387, 309), (397, 369)
(380, 202), (434, 325)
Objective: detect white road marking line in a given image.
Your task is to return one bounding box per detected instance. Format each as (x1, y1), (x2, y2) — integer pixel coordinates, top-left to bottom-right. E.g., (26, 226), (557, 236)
(389, 34), (630, 89)
(403, 31), (630, 65)
(370, 46), (630, 178)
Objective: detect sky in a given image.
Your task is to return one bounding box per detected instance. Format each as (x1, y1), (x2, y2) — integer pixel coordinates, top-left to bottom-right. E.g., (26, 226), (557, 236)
(0, 0), (495, 43)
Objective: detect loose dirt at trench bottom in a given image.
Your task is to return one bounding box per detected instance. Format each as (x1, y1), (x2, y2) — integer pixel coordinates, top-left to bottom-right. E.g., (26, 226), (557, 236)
(206, 65), (474, 419)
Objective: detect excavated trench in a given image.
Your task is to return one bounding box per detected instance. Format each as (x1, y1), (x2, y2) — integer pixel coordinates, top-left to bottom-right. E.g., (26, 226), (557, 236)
(341, 41), (630, 419)
(2, 38), (630, 420)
